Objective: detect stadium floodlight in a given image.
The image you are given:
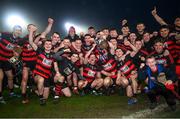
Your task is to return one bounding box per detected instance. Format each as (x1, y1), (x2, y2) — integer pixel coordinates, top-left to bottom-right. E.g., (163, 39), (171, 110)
(64, 22), (84, 34)
(5, 13), (28, 30)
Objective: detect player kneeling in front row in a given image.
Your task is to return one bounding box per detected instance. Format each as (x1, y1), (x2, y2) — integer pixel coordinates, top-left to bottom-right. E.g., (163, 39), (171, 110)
(53, 48), (84, 102)
(78, 44), (104, 96)
(115, 48), (138, 105)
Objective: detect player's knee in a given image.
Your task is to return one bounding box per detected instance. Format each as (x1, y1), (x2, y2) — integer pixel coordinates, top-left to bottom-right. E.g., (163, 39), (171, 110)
(122, 78), (131, 87)
(54, 75), (64, 83)
(78, 80), (86, 89)
(98, 78), (104, 84)
(38, 77), (44, 84)
(7, 74), (13, 80)
(103, 77), (111, 87)
(65, 92), (72, 97)
(116, 78), (121, 85)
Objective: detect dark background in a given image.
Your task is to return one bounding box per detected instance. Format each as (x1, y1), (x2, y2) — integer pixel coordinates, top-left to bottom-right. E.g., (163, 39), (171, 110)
(0, 0), (179, 37)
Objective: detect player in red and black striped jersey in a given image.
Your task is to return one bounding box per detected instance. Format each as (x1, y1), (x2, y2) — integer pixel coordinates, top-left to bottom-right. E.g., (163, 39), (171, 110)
(21, 28), (37, 104)
(21, 19), (54, 104)
(115, 40), (138, 94)
(175, 34), (180, 80)
(95, 41), (117, 95)
(159, 25), (177, 61)
(0, 25), (23, 104)
(150, 39), (175, 70)
(115, 48), (138, 104)
(21, 36), (37, 66)
(116, 51), (137, 85)
(151, 8), (179, 61)
(28, 21), (60, 105)
(151, 9), (180, 92)
(149, 39), (179, 96)
(174, 33), (180, 95)
(78, 44), (103, 95)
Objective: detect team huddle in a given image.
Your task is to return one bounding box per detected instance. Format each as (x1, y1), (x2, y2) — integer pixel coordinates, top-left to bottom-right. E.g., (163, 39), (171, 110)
(0, 8), (179, 111)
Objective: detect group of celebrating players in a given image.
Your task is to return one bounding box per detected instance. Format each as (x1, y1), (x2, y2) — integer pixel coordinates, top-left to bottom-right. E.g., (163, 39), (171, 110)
(0, 7), (179, 110)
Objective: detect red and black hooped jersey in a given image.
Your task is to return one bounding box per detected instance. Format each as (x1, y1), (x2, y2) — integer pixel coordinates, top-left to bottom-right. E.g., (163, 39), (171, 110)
(150, 50), (174, 68)
(175, 34), (180, 64)
(139, 48), (149, 56)
(98, 53), (117, 79)
(175, 34), (180, 79)
(0, 32), (22, 61)
(117, 54), (137, 78)
(122, 44), (133, 51)
(33, 48), (54, 79)
(117, 44), (130, 52)
(163, 36), (177, 60)
(83, 63), (99, 83)
(21, 41), (37, 62)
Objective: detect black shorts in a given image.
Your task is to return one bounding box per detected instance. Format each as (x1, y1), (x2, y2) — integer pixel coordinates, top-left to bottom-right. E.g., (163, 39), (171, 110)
(62, 81), (68, 89)
(44, 78), (51, 88)
(34, 74), (51, 88)
(23, 61), (36, 71)
(0, 60), (13, 71)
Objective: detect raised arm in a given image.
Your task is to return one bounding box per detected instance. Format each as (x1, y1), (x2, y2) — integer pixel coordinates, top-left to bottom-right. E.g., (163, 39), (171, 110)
(54, 62), (60, 74)
(124, 39), (137, 52)
(121, 19), (128, 26)
(33, 18), (54, 45)
(108, 41), (116, 55)
(28, 25), (38, 51)
(0, 32), (2, 41)
(101, 70), (115, 77)
(53, 42), (65, 53)
(124, 40), (139, 57)
(40, 18), (54, 38)
(151, 6), (168, 25)
(53, 48), (71, 61)
(84, 43), (96, 64)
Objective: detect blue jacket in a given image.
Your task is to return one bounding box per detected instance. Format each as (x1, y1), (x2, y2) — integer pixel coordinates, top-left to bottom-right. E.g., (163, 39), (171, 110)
(144, 64), (177, 90)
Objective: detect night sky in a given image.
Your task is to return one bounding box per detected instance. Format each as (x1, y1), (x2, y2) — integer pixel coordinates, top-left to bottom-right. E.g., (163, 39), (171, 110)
(0, 0), (179, 37)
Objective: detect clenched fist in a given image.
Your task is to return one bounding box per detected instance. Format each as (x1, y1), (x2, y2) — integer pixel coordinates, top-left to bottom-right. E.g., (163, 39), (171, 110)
(28, 24), (37, 32)
(48, 18), (54, 24)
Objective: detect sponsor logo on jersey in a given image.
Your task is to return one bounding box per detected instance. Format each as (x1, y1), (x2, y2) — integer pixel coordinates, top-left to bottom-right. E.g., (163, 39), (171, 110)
(156, 59), (167, 65)
(64, 67), (72, 75)
(120, 65), (129, 73)
(6, 43), (15, 50)
(87, 70), (96, 77)
(42, 58), (52, 66)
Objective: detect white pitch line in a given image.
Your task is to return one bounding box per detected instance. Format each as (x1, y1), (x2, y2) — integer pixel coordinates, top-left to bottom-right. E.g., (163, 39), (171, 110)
(122, 103), (168, 118)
